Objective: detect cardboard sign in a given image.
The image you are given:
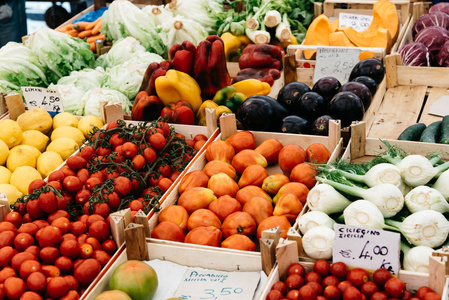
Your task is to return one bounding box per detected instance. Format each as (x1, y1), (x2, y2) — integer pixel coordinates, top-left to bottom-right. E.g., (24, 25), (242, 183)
(172, 269), (260, 299)
(313, 47), (361, 84)
(21, 87), (63, 115)
(339, 13), (374, 32)
(428, 95), (449, 117)
(333, 224), (401, 275)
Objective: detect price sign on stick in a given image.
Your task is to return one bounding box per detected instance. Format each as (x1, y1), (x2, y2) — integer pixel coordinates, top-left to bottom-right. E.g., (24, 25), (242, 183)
(339, 13), (374, 32)
(333, 224), (401, 275)
(21, 87), (64, 115)
(313, 47), (360, 84)
(172, 269), (260, 299)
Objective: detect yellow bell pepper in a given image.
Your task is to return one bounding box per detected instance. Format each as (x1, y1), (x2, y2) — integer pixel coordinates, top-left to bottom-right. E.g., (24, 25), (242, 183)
(275, 34), (298, 49)
(154, 69), (202, 113)
(221, 32), (241, 61)
(196, 100), (232, 126)
(237, 35), (251, 48)
(231, 79), (271, 97)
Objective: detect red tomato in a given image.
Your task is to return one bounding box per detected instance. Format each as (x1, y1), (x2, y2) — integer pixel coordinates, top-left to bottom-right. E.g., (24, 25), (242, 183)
(41, 265), (61, 277)
(46, 276), (68, 298)
(322, 275), (340, 287)
(51, 217), (70, 234)
(158, 164), (173, 178)
(88, 221), (110, 242)
(92, 250), (111, 267)
(422, 292), (441, 300)
(142, 147), (157, 164)
(60, 290), (80, 300)
(4, 277), (25, 299)
(346, 268), (369, 288)
(361, 281), (379, 298)
(11, 252), (37, 273)
(305, 271), (321, 284)
(26, 200), (44, 220)
(157, 121), (170, 137)
(271, 281), (288, 296)
(0, 246), (17, 268)
(38, 226), (61, 248)
(76, 168), (90, 184)
(113, 176), (132, 197)
(286, 289), (300, 300)
(371, 292), (389, 300)
(20, 291), (43, 300)
(331, 261), (348, 279)
(109, 133), (127, 148)
(149, 132), (166, 151)
(47, 210), (70, 224)
(70, 221), (87, 236)
(48, 170), (65, 183)
(158, 178), (173, 192)
(344, 286), (364, 300)
(314, 259), (331, 277)
(128, 200), (144, 211)
(104, 191), (121, 211)
(37, 192), (58, 214)
(47, 180), (62, 191)
(385, 278), (405, 298)
(39, 247), (60, 265)
(102, 239), (117, 255)
(55, 256), (73, 273)
(148, 174), (163, 186)
(298, 285), (316, 300)
(60, 165), (76, 177)
(73, 258), (101, 286)
(66, 156), (87, 171)
(80, 146), (96, 161)
(92, 203), (109, 219)
(61, 233), (77, 242)
(266, 289), (284, 300)
(403, 290), (414, 300)
(416, 287), (434, 299)
(86, 214), (105, 227)
(3, 212), (22, 228)
(75, 189), (91, 206)
(79, 243), (93, 258)
(324, 285), (341, 300)
(338, 281), (354, 293)
(0, 266), (16, 283)
(14, 233), (34, 251)
(60, 240), (80, 259)
(86, 237), (102, 251)
(26, 272), (47, 293)
(63, 275), (79, 291)
(28, 179), (46, 194)
(0, 221), (16, 233)
(286, 274), (305, 290)
(63, 176), (83, 194)
(0, 230), (17, 248)
(19, 260), (41, 280)
(85, 177), (101, 191)
(56, 195), (68, 211)
(31, 220), (48, 230)
(170, 170), (181, 182)
(122, 142), (139, 158)
(373, 268), (392, 287)
(96, 146), (111, 156)
(131, 155), (146, 171)
(194, 134), (208, 142)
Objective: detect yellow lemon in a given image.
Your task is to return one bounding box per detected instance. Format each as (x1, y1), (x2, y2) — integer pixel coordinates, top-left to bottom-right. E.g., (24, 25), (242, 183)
(0, 139), (9, 165)
(0, 119), (23, 148)
(0, 166), (11, 184)
(21, 130), (50, 152)
(0, 184), (23, 205)
(37, 151), (63, 178)
(10, 145), (41, 160)
(53, 112), (79, 129)
(6, 147), (36, 172)
(10, 166), (42, 195)
(78, 115), (104, 137)
(47, 137), (79, 160)
(51, 126), (85, 147)
(17, 108), (53, 134)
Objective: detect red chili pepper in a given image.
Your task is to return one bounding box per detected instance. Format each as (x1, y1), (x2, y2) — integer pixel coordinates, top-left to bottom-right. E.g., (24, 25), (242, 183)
(169, 40), (196, 76)
(131, 91), (165, 121)
(139, 61), (173, 96)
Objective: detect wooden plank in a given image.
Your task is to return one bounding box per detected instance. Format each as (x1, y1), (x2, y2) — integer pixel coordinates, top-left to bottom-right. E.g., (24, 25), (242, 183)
(419, 87), (449, 125)
(396, 65), (449, 88)
(364, 76), (387, 131)
(368, 85), (428, 139)
(124, 223), (149, 261)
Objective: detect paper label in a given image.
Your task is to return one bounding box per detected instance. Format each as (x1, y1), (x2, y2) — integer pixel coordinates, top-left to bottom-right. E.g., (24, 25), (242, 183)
(172, 269), (260, 299)
(313, 47), (360, 84)
(339, 13), (374, 32)
(21, 87), (63, 115)
(333, 224), (401, 275)
(428, 95), (449, 117)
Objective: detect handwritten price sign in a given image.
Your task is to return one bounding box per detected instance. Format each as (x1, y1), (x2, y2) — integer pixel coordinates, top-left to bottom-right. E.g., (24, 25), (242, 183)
(172, 269), (260, 299)
(333, 224), (401, 275)
(313, 47), (360, 84)
(21, 87), (63, 115)
(339, 13), (374, 32)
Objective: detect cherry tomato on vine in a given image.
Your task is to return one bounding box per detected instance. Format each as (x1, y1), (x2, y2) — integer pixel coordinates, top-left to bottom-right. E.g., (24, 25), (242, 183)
(38, 191), (58, 214)
(122, 142), (139, 158)
(63, 176), (83, 194)
(113, 176), (132, 197)
(80, 146), (96, 162)
(132, 155), (146, 171)
(149, 133), (166, 151)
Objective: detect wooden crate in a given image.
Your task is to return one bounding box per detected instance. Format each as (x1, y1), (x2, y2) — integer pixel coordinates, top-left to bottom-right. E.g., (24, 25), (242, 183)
(82, 239), (267, 300)
(366, 53), (449, 140)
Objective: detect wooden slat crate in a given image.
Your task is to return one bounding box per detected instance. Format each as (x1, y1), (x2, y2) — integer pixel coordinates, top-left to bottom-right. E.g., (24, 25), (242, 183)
(366, 53), (449, 140)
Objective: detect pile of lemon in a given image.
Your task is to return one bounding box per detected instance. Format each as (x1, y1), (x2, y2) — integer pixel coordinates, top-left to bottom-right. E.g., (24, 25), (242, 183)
(0, 108), (104, 205)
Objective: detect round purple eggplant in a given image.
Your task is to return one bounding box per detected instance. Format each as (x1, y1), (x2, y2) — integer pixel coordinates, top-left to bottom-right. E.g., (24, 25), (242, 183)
(281, 115), (309, 134)
(329, 91), (365, 128)
(277, 82), (311, 111)
(312, 77), (341, 102)
(311, 115), (334, 136)
(351, 76), (377, 96)
(297, 92), (327, 121)
(349, 59), (384, 84)
(339, 82), (372, 109)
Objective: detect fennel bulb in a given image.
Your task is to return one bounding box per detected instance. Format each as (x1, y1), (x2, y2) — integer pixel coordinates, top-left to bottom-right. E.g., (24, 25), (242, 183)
(432, 169), (449, 199)
(302, 226), (335, 260)
(307, 184), (352, 215)
(264, 10), (282, 28)
(385, 210), (449, 248)
(297, 211), (335, 235)
(405, 186), (449, 213)
(245, 28), (271, 44)
(142, 5), (174, 27)
(402, 243), (434, 273)
(343, 200), (385, 230)
(383, 154), (449, 187)
(159, 16), (208, 51)
(275, 13), (292, 42)
(316, 177), (404, 218)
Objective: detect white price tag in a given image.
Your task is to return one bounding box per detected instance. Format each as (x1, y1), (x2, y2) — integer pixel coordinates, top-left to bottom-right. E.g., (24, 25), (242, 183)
(21, 87), (64, 116)
(339, 13), (374, 32)
(333, 224), (401, 275)
(173, 269), (260, 299)
(313, 47), (360, 84)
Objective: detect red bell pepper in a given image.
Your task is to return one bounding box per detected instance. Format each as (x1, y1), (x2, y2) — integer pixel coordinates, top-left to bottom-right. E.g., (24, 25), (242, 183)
(193, 35), (231, 100)
(238, 44), (284, 70)
(169, 40), (196, 76)
(132, 91), (165, 121)
(160, 100), (195, 125)
(232, 68), (281, 86)
(139, 61), (173, 97)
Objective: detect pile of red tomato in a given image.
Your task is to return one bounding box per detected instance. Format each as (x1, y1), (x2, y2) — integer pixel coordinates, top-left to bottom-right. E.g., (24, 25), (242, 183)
(0, 119), (205, 300)
(266, 260), (441, 300)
